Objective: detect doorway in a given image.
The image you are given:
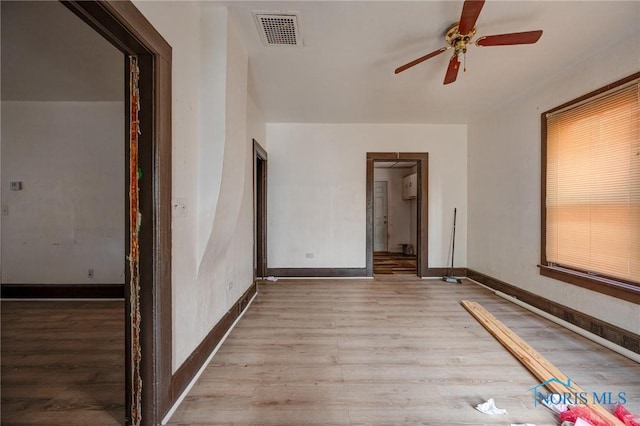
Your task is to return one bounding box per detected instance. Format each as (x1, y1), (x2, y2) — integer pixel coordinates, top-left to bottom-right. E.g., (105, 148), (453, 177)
(372, 161), (418, 275)
(366, 153), (428, 277)
(63, 3), (173, 423)
(254, 140), (268, 279)
(0, 1), (172, 425)
(1, 1), (126, 423)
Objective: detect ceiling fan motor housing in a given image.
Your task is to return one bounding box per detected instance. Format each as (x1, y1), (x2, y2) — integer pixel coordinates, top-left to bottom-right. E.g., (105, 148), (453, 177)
(445, 23), (476, 55)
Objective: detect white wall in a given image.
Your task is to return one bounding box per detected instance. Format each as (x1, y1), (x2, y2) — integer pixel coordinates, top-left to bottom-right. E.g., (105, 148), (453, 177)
(266, 123), (467, 272)
(468, 33), (640, 333)
(373, 168), (412, 253)
(248, 96), (266, 149)
(133, 2), (265, 371)
(1, 101), (124, 284)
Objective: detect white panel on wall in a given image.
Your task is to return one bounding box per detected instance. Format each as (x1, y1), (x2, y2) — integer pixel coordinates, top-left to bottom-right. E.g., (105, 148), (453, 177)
(266, 123), (467, 271)
(1, 101), (125, 284)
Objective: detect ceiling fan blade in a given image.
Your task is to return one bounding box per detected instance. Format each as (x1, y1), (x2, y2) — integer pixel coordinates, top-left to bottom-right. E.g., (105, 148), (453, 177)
(476, 30), (543, 46)
(443, 55), (460, 85)
(458, 0), (485, 35)
(394, 47), (448, 74)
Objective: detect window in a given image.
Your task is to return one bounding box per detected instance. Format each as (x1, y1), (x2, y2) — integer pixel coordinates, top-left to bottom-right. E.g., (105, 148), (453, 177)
(541, 73), (640, 301)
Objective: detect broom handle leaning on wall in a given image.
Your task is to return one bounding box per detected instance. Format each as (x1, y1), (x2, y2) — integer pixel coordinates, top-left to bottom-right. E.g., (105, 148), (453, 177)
(451, 208), (457, 271)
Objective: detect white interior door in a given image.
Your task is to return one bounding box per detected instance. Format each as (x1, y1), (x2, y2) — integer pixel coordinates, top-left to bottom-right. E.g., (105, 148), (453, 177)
(373, 181), (388, 252)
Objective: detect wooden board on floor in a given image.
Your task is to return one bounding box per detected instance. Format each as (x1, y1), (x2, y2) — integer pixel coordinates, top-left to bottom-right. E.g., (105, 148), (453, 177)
(461, 300), (624, 426)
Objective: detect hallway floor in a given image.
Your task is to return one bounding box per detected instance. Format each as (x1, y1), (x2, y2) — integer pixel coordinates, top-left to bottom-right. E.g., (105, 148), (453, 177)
(1, 300), (124, 426)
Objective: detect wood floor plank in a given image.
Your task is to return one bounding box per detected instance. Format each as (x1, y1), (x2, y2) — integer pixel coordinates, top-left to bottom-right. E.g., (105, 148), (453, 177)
(1, 300), (124, 425)
(165, 278), (640, 425)
(3, 278), (638, 425)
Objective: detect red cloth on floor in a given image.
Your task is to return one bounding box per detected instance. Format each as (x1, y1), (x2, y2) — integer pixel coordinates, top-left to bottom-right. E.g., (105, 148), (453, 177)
(615, 405), (640, 426)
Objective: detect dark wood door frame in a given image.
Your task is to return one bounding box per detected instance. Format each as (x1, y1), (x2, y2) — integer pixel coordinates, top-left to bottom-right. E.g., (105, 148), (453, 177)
(63, 2), (172, 425)
(254, 139), (268, 279)
(366, 153), (429, 277)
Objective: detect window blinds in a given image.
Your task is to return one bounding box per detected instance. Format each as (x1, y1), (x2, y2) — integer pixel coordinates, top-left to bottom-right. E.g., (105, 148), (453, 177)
(546, 79), (640, 283)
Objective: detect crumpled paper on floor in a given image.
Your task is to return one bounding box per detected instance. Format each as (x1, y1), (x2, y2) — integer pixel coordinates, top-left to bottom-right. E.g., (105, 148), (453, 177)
(560, 416), (596, 426)
(541, 398), (568, 414)
(575, 418), (594, 426)
(475, 398), (508, 415)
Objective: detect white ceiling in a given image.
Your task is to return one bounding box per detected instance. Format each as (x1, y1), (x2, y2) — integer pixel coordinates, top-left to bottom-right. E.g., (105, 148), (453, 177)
(2, 1), (638, 123)
(221, 0), (640, 124)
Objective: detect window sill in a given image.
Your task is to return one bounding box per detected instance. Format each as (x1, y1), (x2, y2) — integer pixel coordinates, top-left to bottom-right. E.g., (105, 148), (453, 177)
(539, 265), (640, 304)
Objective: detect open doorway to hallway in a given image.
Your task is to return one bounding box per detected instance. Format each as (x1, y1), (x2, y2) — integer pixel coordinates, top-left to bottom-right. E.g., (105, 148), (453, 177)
(1, 1), (126, 423)
(366, 152), (429, 277)
(373, 161), (418, 275)
(2, 1), (174, 424)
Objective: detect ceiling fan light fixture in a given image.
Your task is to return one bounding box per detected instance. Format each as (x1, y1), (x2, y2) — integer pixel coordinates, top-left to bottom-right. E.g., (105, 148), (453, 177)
(394, 0), (543, 84)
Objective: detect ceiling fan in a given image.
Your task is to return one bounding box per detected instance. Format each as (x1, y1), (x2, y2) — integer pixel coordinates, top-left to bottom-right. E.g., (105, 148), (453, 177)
(395, 0), (543, 84)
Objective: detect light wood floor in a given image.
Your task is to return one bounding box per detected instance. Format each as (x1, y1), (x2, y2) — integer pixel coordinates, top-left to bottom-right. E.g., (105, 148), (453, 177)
(1, 300), (125, 425)
(166, 277), (640, 425)
(2, 279), (638, 425)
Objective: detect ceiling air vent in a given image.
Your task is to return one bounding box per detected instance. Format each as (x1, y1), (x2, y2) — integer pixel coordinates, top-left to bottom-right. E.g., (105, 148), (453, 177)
(253, 12), (302, 47)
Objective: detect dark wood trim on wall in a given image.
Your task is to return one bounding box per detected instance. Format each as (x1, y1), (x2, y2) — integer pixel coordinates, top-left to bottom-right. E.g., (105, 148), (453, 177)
(63, 2), (172, 424)
(264, 268), (463, 278)
(266, 268), (367, 278)
(1, 284), (124, 299)
(399, 153), (429, 277)
(254, 140), (268, 280)
(424, 268), (467, 278)
(539, 265), (640, 304)
(366, 152), (429, 277)
(366, 157), (375, 275)
(467, 269), (640, 354)
(170, 283), (257, 402)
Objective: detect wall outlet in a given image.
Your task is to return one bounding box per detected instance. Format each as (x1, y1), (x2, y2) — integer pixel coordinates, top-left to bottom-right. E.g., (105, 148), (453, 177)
(227, 280), (233, 290)
(305, 253), (314, 259)
(1, 205), (8, 216)
(88, 269), (94, 279)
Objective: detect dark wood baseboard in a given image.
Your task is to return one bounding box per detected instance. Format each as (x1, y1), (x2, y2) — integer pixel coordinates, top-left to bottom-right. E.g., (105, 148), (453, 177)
(265, 267), (468, 278)
(467, 269), (640, 354)
(1, 283), (124, 299)
(170, 282), (257, 402)
(266, 268), (367, 278)
(424, 267), (468, 278)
